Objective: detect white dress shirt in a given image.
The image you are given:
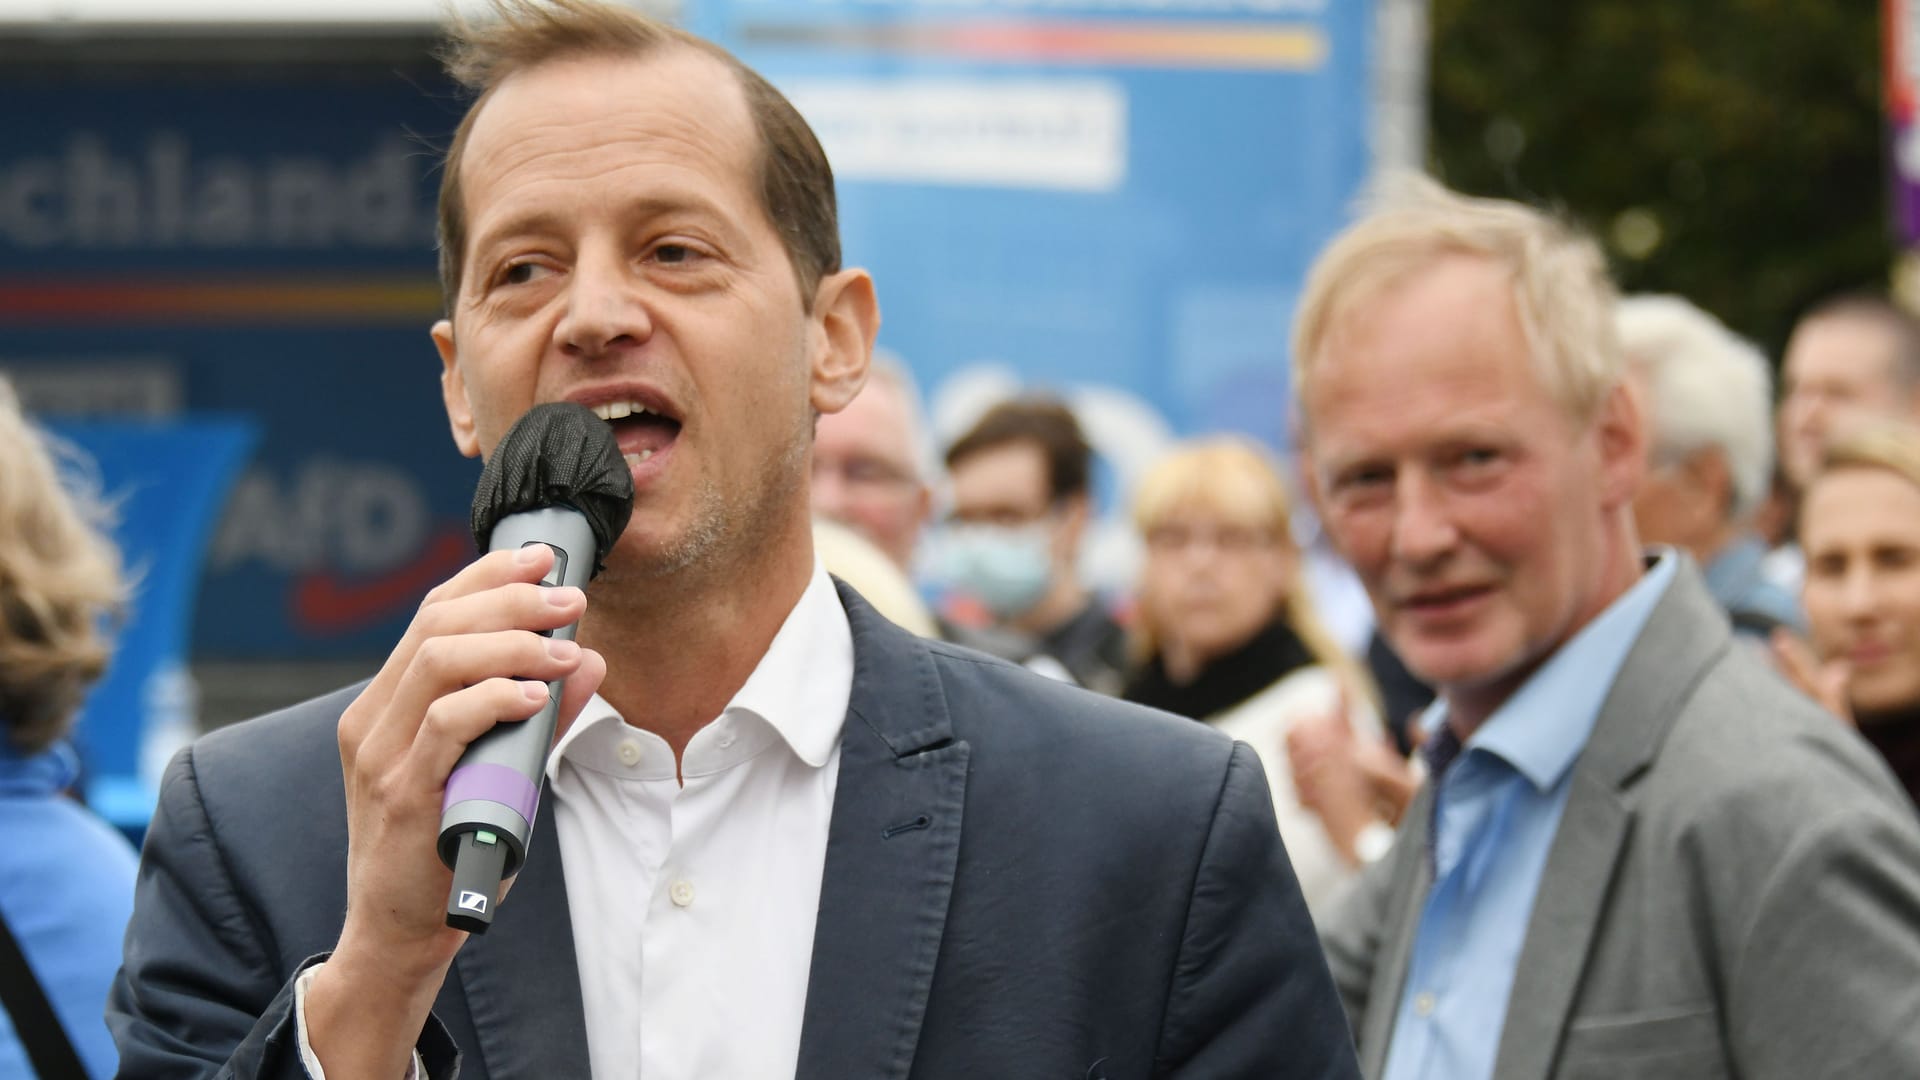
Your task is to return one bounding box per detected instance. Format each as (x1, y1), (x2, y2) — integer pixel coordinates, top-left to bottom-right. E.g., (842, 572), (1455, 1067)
(296, 562), (852, 1079)
(551, 562), (850, 1079)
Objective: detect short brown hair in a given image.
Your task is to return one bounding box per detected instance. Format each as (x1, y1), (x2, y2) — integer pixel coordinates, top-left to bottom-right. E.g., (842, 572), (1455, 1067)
(435, 0), (841, 311)
(0, 377), (125, 754)
(945, 397), (1093, 502)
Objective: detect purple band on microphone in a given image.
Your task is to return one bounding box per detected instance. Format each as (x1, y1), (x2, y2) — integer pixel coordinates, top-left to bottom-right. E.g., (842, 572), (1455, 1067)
(443, 762), (539, 825)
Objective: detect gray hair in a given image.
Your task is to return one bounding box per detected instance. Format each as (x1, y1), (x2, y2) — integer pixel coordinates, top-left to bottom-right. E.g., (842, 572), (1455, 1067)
(1617, 294), (1774, 520)
(1292, 173), (1620, 431)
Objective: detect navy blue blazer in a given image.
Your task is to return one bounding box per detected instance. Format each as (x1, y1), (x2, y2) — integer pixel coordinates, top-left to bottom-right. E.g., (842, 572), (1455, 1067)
(109, 583), (1359, 1078)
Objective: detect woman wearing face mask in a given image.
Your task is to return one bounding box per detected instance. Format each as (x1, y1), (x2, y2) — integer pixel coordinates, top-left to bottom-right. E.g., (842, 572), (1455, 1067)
(1774, 423), (1920, 809)
(1122, 437), (1389, 913)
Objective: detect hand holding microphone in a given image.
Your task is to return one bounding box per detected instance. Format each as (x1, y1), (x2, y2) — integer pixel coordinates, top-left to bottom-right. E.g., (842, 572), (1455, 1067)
(307, 404), (630, 1075)
(440, 402), (634, 931)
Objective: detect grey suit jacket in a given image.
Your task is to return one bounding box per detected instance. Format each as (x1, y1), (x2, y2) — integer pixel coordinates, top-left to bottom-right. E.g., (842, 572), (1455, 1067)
(109, 582), (1360, 1079)
(1320, 560), (1920, 1079)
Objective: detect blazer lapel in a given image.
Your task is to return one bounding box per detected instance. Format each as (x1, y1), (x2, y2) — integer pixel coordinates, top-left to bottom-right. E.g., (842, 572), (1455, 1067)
(1492, 558), (1731, 1079)
(452, 791), (592, 1079)
(795, 583), (969, 1080)
(1491, 773), (1632, 1079)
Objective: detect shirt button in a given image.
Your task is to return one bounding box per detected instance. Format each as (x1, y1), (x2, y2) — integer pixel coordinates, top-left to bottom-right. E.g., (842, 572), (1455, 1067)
(669, 879), (695, 908)
(717, 731), (736, 749)
(616, 740), (642, 767)
(1414, 992), (1437, 1017)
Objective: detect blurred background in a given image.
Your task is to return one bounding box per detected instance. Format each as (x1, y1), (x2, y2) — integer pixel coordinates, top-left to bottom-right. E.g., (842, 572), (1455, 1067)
(0, 0), (1894, 831)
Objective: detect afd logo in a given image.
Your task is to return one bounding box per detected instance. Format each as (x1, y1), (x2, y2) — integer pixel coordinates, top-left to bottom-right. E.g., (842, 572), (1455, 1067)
(456, 891), (490, 915)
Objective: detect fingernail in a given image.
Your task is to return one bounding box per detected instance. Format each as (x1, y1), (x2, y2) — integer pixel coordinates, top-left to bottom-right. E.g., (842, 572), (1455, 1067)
(546, 586), (584, 607)
(523, 680), (549, 702)
(547, 638), (580, 661)
(516, 544), (546, 565)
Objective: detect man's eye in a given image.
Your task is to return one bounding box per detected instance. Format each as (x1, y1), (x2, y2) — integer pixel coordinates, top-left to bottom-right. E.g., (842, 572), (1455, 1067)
(502, 262), (545, 285)
(654, 244), (692, 264)
(1809, 555), (1847, 579)
(1877, 547), (1919, 571)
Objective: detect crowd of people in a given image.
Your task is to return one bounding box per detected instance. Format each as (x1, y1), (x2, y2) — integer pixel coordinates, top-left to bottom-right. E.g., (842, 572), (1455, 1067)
(8, 0), (1920, 1076)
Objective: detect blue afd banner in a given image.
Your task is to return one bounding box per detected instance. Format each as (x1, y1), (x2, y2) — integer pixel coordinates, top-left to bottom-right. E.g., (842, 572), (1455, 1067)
(0, 67), (479, 659)
(704, 0), (1373, 585)
(49, 418), (257, 827)
(0, 3), (1371, 657)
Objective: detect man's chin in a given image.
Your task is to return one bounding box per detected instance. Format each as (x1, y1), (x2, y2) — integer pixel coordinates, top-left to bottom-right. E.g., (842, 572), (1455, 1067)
(1395, 637), (1524, 698)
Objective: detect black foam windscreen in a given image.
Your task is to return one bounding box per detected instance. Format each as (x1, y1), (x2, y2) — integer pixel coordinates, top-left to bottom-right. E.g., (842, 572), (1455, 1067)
(470, 402), (635, 578)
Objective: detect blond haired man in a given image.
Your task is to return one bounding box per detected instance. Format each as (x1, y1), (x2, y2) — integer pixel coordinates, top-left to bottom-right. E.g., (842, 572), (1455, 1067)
(1299, 176), (1920, 1079)
(107, 3), (1356, 1078)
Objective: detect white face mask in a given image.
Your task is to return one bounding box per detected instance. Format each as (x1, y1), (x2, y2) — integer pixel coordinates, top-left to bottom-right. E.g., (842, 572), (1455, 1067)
(936, 522), (1054, 620)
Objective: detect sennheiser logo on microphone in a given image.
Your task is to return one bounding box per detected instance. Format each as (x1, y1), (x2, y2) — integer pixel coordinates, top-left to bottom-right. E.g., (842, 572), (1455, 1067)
(457, 891), (489, 915)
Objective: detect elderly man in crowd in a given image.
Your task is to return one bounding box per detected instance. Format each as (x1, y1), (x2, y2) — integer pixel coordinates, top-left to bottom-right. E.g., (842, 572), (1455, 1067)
(1769, 293), (1920, 591)
(1617, 293), (1803, 637)
(809, 351), (935, 572)
(1301, 176), (1920, 1079)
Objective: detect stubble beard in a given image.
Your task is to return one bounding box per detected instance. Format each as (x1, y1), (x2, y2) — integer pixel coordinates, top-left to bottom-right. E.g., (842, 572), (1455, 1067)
(600, 413), (811, 595)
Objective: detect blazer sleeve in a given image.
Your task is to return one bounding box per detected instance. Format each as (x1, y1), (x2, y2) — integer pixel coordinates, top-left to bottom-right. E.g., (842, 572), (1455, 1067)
(1723, 795), (1920, 1079)
(105, 746), (460, 1080)
(1151, 741), (1362, 1079)
(106, 745), (313, 1079)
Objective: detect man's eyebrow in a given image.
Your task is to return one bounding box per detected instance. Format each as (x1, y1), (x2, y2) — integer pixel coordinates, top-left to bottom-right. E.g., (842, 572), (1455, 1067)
(469, 192), (737, 264)
(468, 208), (570, 266)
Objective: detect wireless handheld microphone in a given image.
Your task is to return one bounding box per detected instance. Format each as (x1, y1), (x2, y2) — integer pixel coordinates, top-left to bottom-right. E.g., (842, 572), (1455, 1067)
(439, 402), (633, 933)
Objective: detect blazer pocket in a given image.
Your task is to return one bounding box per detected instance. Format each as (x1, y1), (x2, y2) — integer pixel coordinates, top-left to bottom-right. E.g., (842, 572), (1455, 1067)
(1557, 1004), (1728, 1080)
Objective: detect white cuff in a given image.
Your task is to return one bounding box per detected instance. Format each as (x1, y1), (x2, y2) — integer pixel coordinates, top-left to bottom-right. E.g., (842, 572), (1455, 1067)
(293, 963), (428, 1080)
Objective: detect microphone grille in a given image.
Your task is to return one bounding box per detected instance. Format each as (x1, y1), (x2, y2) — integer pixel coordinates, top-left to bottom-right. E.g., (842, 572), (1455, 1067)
(470, 402), (635, 577)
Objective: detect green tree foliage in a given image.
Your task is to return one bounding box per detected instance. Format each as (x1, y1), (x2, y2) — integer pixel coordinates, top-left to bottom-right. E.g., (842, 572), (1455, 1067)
(1429, 0), (1889, 355)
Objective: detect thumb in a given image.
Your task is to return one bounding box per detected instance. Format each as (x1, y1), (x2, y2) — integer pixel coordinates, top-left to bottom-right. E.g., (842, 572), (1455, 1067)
(1816, 660), (1855, 727)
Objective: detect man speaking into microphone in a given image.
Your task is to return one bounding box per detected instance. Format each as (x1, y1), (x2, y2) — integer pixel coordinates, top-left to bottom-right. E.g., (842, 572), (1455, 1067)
(107, 2), (1356, 1077)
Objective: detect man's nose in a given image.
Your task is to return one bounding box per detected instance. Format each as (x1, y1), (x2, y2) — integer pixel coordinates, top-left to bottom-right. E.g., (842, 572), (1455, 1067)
(1842, 563), (1883, 619)
(1390, 474), (1458, 565)
(554, 249), (653, 359)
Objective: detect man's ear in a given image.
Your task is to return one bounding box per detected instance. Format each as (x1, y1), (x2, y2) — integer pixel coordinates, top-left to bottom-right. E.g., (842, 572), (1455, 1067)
(808, 268), (880, 416)
(1687, 448), (1736, 519)
(1595, 380), (1648, 510)
(433, 319), (482, 459)
(1297, 450), (1325, 518)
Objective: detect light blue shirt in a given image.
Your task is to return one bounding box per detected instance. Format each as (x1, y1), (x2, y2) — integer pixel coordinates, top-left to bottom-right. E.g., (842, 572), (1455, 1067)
(1703, 533), (1806, 636)
(1380, 555), (1676, 1080)
(0, 739), (139, 1079)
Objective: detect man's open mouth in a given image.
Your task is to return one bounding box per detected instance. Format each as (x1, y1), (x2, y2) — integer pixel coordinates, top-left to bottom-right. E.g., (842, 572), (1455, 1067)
(588, 399), (682, 468)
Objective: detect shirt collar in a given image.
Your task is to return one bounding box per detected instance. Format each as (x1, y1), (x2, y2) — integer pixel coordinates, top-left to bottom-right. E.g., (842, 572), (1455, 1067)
(0, 739), (79, 796)
(548, 560), (852, 781)
(722, 560), (852, 768)
(1701, 533), (1766, 610)
(1423, 550), (1678, 791)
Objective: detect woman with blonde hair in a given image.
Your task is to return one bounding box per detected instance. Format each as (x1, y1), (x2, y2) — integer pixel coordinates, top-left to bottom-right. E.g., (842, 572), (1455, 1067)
(1122, 436), (1388, 913)
(0, 375), (135, 1078)
(1774, 421), (1920, 808)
